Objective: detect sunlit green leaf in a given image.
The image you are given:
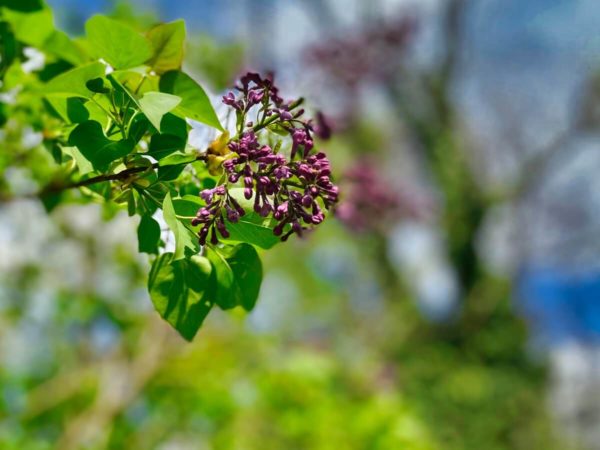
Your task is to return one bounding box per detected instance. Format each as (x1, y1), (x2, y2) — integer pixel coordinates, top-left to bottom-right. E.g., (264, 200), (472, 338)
(162, 192), (199, 260)
(158, 152), (197, 167)
(44, 29), (89, 66)
(138, 91), (181, 131)
(45, 62), (105, 99)
(85, 15), (153, 69)
(3, 7), (53, 47)
(146, 20), (186, 74)
(159, 70), (223, 130)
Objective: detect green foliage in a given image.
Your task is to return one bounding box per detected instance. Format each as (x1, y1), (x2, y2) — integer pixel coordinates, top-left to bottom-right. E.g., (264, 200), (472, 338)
(149, 252), (214, 341)
(45, 62), (106, 99)
(159, 70), (223, 130)
(205, 243), (262, 311)
(138, 214), (161, 254)
(68, 120), (135, 171)
(85, 15), (153, 69)
(146, 20), (186, 74)
(162, 192), (198, 261)
(148, 243), (262, 340)
(137, 91), (181, 130)
(0, 2), (304, 340)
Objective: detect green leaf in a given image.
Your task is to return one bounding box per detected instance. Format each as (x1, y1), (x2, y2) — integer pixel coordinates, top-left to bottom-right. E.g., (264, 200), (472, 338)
(148, 134), (185, 159)
(138, 215), (161, 254)
(45, 62), (105, 99)
(3, 7), (53, 47)
(68, 120), (135, 171)
(148, 253), (214, 341)
(158, 152), (197, 167)
(224, 214), (282, 250)
(226, 188), (281, 249)
(171, 195), (202, 216)
(0, 22), (17, 73)
(146, 20), (186, 74)
(3, 7), (87, 65)
(44, 97), (90, 124)
(85, 77), (110, 94)
(0, 0), (43, 11)
(205, 244), (263, 311)
(162, 192), (198, 261)
(106, 72), (140, 108)
(61, 146), (94, 175)
(129, 114), (150, 143)
(138, 91), (181, 131)
(85, 15), (153, 69)
(159, 70), (223, 130)
(160, 113), (188, 140)
(45, 30), (88, 65)
(84, 96), (111, 129)
(171, 191), (281, 250)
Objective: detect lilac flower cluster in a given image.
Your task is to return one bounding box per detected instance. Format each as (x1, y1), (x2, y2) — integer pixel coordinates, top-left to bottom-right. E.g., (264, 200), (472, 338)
(336, 158), (431, 234)
(305, 16), (417, 88)
(192, 73), (339, 246)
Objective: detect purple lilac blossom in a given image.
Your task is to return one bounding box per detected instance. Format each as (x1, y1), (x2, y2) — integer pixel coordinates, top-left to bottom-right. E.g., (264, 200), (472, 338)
(193, 72), (340, 246)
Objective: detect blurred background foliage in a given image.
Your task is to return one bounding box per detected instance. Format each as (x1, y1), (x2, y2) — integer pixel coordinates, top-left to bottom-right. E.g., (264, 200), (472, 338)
(2, 0), (598, 449)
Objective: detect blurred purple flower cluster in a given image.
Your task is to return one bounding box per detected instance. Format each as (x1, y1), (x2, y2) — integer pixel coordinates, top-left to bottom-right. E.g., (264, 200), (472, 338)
(192, 73), (339, 245)
(305, 16), (417, 89)
(336, 158), (430, 234)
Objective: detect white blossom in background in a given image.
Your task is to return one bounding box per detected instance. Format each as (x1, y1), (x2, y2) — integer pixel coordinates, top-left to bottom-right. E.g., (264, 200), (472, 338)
(21, 47), (45, 73)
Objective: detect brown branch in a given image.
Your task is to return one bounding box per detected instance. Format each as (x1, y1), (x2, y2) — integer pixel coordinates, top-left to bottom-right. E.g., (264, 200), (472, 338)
(0, 154), (207, 203)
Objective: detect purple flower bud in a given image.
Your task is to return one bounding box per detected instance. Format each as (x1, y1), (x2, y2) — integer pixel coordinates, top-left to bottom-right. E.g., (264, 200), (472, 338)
(248, 89), (264, 106)
(223, 159), (235, 172)
(244, 187), (253, 199)
(216, 218), (230, 238)
(222, 92), (240, 110)
(274, 166), (291, 179)
(273, 222), (285, 236)
(200, 189), (214, 203)
(210, 228), (219, 245)
(229, 197), (246, 217)
(225, 206), (240, 223)
(311, 213), (324, 224)
(292, 221), (303, 234)
(279, 110), (293, 121)
(301, 195), (313, 208)
(199, 225), (210, 246)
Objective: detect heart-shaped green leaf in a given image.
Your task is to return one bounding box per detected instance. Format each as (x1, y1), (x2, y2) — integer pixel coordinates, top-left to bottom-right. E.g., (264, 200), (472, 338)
(146, 20), (186, 74)
(138, 91), (181, 131)
(159, 70), (223, 130)
(148, 252), (214, 341)
(68, 120), (135, 171)
(85, 15), (153, 69)
(205, 244), (262, 311)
